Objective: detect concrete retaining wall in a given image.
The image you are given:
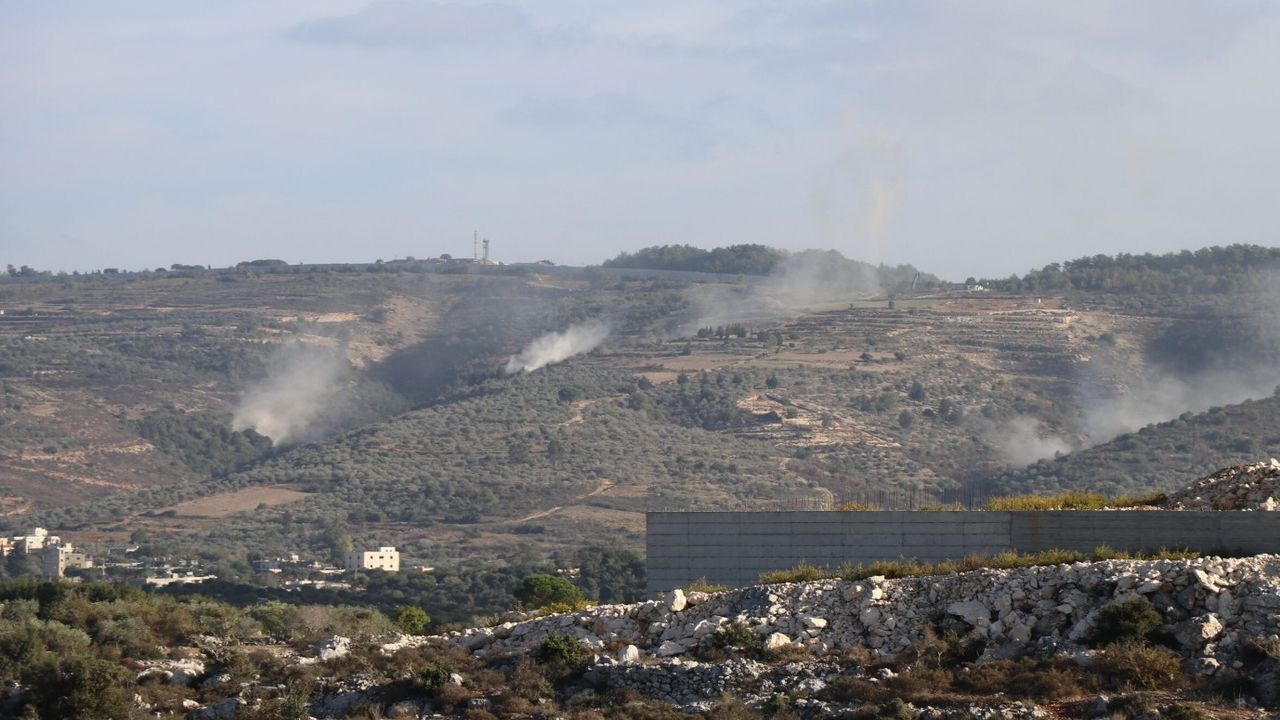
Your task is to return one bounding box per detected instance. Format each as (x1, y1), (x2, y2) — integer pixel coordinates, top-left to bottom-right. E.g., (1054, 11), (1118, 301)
(646, 511), (1280, 594)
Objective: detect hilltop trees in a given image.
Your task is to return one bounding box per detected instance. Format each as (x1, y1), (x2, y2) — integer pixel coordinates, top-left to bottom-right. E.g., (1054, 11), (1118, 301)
(985, 244), (1280, 295)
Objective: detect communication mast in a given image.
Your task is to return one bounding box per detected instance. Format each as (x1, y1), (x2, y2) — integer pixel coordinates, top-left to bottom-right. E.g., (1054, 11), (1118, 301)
(473, 230), (480, 262)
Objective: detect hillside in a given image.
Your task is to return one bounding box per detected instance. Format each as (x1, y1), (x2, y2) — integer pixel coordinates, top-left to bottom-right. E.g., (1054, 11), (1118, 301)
(5, 246), (1280, 594)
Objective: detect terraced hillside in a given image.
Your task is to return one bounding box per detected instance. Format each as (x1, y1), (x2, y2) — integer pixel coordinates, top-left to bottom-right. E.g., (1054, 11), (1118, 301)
(4, 251), (1280, 577)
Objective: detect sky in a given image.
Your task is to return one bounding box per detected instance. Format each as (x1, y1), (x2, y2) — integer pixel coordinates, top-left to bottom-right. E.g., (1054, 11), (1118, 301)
(2, 1), (1279, 279)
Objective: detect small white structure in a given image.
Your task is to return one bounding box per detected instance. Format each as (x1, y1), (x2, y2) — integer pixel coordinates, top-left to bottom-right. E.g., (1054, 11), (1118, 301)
(13, 528), (60, 555)
(346, 546), (400, 573)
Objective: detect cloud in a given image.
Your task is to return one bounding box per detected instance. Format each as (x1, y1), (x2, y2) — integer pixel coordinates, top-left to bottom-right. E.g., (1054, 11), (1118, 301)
(289, 1), (537, 48)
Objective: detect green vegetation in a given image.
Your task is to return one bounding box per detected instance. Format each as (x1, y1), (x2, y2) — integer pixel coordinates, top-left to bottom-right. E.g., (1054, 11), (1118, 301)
(1091, 597), (1164, 646)
(758, 547), (1201, 585)
(602, 244), (942, 291)
(982, 491), (1166, 511)
(984, 244), (1280, 295)
(135, 410), (274, 476)
(603, 243), (782, 275)
(514, 574), (586, 610)
(393, 605), (431, 635)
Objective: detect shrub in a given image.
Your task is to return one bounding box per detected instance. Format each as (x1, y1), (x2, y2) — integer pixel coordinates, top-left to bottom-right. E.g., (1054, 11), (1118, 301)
(763, 692), (791, 715)
(1107, 693), (1156, 718)
(1091, 597), (1163, 646)
(1094, 642), (1185, 690)
(394, 606), (431, 635)
(1162, 702), (1210, 720)
(514, 574), (584, 610)
(834, 502), (877, 512)
(539, 633), (587, 668)
(819, 677), (889, 704)
(1242, 635), (1280, 663)
(708, 621), (760, 650)
(875, 698), (919, 720)
(766, 643), (813, 663)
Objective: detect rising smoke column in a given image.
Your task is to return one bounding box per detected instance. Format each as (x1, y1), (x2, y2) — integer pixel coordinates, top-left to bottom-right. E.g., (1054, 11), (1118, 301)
(232, 342), (348, 444)
(504, 320), (610, 374)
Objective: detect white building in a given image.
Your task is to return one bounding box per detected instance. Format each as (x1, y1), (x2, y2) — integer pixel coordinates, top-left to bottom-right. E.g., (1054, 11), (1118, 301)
(345, 546), (399, 572)
(13, 528), (60, 554)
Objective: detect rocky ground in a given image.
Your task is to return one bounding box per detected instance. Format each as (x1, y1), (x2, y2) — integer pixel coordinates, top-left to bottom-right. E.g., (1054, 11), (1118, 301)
(1163, 459), (1280, 511)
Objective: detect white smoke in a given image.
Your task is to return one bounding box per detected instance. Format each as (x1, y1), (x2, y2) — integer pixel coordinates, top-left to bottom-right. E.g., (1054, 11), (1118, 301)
(991, 416), (1075, 465)
(681, 249), (883, 336)
(1081, 367), (1280, 444)
(504, 319), (610, 374)
(232, 342), (348, 444)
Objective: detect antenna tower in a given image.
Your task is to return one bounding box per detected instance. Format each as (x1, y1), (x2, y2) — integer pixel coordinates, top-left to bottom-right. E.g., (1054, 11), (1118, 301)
(473, 230), (480, 262)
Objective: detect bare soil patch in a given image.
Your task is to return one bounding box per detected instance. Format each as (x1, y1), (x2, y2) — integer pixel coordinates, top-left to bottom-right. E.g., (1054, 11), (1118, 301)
(162, 486), (312, 518)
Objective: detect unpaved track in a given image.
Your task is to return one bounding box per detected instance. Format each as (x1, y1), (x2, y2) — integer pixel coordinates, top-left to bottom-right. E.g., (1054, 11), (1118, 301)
(515, 479), (615, 522)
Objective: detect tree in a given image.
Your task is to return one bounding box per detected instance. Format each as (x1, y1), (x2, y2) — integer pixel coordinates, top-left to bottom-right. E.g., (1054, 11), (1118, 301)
(319, 525), (352, 566)
(394, 606), (431, 635)
(507, 440), (531, 464)
(3, 550), (40, 578)
(908, 381), (926, 402)
(898, 410), (915, 428)
(574, 546), (645, 603)
(514, 573), (584, 609)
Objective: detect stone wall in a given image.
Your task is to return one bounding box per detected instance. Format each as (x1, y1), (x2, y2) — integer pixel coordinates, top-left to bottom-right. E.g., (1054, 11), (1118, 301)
(646, 510), (1280, 594)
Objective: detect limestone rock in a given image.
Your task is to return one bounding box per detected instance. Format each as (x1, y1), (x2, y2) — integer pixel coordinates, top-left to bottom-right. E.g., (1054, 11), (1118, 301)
(656, 640), (686, 657)
(763, 632), (792, 651)
(316, 635), (351, 661)
(947, 600), (990, 627)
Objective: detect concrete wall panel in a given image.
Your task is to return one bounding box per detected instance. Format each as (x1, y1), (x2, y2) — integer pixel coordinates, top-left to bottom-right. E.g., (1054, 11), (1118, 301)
(647, 510), (1280, 595)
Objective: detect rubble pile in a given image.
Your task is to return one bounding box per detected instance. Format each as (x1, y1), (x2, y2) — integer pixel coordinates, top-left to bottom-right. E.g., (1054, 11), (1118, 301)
(1163, 458), (1280, 511)
(446, 555), (1280, 708)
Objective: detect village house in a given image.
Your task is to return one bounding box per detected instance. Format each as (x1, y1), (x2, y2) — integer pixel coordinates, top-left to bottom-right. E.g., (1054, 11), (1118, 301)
(345, 546), (399, 572)
(42, 543), (93, 580)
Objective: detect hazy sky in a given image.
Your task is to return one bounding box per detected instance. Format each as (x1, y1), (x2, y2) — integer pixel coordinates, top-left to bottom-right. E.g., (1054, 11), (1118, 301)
(3, 1), (1279, 279)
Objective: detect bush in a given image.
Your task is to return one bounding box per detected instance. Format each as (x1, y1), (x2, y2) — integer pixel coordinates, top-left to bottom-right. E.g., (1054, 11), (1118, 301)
(1107, 693), (1156, 718)
(394, 606), (431, 635)
(1162, 702), (1210, 720)
(1091, 597), (1163, 646)
(539, 633), (587, 668)
(708, 621), (760, 651)
(1094, 642), (1186, 690)
(875, 698), (919, 720)
(514, 574), (584, 610)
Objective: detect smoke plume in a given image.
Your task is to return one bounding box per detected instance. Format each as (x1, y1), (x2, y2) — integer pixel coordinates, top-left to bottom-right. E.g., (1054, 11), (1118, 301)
(682, 249), (882, 335)
(1081, 367), (1280, 444)
(504, 319), (610, 374)
(232, 342), (348, 444)
(991, 416), (1075, 465)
